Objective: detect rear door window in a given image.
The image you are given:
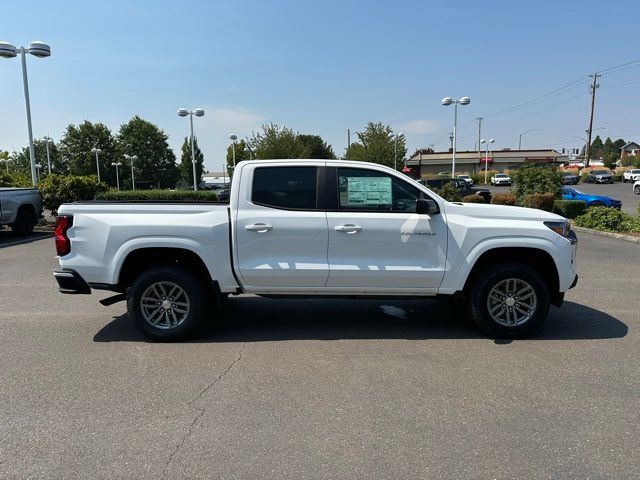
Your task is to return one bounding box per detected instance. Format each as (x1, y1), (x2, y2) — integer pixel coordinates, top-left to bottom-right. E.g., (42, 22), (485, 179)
(252, 167), (318, 210)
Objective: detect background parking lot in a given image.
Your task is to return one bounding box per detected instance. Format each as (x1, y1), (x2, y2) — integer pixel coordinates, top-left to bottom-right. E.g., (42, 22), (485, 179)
(1, 233), (639, 479)
(486, 181), (640, 215)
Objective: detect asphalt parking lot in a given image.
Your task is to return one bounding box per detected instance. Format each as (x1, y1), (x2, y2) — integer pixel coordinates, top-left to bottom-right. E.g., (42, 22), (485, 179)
(1, 233), (639, 479)
(486, 181), (640, 215)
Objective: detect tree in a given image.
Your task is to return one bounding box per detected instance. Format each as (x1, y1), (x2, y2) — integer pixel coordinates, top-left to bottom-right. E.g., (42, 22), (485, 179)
(590, 135), (604, 157)
(179, 136), (205, 188)
(344, 122), (407, 169)
(250, 124), (301, 159)
(10, 138), (67, 178)
(297, 134), (336, 159)
(116, 116), (180, 189)
(226, 138), (251, 175)
(58, 121), (117, 184)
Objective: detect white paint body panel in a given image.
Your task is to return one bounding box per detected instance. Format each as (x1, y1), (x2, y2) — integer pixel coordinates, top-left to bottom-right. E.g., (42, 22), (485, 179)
(57, 160), (577, 298)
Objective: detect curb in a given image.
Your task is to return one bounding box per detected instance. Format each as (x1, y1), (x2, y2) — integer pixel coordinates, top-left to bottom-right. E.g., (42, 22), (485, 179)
(571, 225), (640, 244)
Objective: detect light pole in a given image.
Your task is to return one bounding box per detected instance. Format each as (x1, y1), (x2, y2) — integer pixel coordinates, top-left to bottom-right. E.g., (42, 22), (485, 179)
(177, 108), (205, 191)
(518, 129), (540, 150)
(111, 162), (122, 190)
(0, 41), (52, 186)
(480, 138), (495, 184)
(124, 154), (138, 190)
(389, 132), (404, 170)
(441, 96), (471, 178)
(245, 145), (255, 160)
(91, 147), (102, 182)
(35, 163), (42, 183)
(43, 136), (54, 174)
(229, 134), (237, 169)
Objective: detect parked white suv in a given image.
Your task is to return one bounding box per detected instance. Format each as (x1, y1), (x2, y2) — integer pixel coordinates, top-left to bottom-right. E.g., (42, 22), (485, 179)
(53, 160), (578, 341)
(622, 169), (640, 183)
(491, 173), (512, 186)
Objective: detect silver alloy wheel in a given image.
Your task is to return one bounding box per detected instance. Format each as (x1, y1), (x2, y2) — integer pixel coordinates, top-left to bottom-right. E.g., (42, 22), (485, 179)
(140, 281), (190, 330)
(486, 278), (537, 327)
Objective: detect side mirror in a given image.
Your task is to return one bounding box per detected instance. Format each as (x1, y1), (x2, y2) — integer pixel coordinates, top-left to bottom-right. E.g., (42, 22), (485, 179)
(416, 198), (439, 215)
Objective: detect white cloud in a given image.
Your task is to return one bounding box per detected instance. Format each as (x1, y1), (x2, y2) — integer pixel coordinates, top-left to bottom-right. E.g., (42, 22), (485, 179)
(203, 107), (265, 137)
(396, 119), (440, 135)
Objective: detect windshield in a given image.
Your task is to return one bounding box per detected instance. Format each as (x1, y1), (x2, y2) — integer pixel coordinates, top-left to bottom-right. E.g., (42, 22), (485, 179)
(631, 170), (640, 174)
(495, 174), (507, 178)
(458, 175), (470, 179)
(593, 170), (609, 174)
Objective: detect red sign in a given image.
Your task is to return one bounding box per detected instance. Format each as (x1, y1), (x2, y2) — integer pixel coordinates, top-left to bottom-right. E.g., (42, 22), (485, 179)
(479, 157), (493, 163)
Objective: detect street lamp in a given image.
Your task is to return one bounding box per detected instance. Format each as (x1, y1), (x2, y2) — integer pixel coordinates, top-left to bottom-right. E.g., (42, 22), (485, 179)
(229, 134), (237, 169)
(441, 96), (471, 178)
(91, 147), (102, 182)
(177, 108), (205, 191)
(111, 162), (122, 191)
(480, 138), (495, 184)
(1, 158), (12, 173)
(0, 41), (51, 186)
(518, 129), (540, 150)
(43, 136), (54, 174)
(124, 154), (138, 190)
(389, 132), (405, 170)
(35, 163), (42, 183)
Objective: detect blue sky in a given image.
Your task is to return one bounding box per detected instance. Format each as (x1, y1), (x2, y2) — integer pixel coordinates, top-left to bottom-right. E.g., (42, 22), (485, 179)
(1, 0), (639, 171)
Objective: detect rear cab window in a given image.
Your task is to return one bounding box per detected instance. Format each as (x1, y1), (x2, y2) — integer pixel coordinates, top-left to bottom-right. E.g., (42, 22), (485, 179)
(251, 166), (318, 210)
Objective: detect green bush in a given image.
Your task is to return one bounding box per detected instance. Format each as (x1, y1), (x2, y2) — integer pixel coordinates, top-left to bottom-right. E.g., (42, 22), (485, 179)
(613, 175), (622, 183)
(96, 189), (219, 202)
(469, 173), (481, 185)
(39, 174), (110, 215)
(0, 171), (31, 188)
(430, 182), (460, 202)
(491, 192), (517, 206)
(552, 200), (587, 219)
(574, 207), (640, 233)
(460, 194), (485, 203)
(511, 164), (561, 201)
(523, 193), (556, 212)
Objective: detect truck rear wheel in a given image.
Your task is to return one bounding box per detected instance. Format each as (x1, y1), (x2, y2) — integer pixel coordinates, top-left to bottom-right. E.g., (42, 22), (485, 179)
(11, 206), (36, 236)
(468, 263), (549, 338)
(127, 266), (207, 341)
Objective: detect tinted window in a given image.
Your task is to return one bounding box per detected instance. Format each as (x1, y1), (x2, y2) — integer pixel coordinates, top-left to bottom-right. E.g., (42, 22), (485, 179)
(337, 168), (422, 212)
(252, 167), (317, 210)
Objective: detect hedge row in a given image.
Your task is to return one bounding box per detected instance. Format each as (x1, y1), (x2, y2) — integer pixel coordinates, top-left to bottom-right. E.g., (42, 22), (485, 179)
(460, 194), (485, 203)
(523, 193), (555, 212)
(39, 174), (109, 215)
(574, 207), (640, 233)
(96, 189), (219, 202)
(552, 200), (586, 219)
(0, 171), (31, 188)
(491, 192), (516, 206)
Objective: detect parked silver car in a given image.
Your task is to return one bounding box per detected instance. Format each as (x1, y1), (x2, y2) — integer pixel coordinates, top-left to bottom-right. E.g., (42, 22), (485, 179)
(586, 170), (613, 184)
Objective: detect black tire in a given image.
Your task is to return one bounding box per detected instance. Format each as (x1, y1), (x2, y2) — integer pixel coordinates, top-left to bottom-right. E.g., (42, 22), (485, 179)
(10, 206), (36, 236)
(634, 185), (640, 195)
(589, 201), (604, 207)
(468, 263), (550, 338)
(127, 266), (209, 341)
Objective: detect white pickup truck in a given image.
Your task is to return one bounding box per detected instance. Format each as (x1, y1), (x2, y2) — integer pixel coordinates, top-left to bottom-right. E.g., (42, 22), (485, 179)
(0, 187), (43, 235)
(53, 160), (578, 340)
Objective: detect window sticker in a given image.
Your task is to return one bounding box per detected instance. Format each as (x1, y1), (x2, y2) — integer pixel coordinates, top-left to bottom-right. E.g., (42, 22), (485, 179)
(346, 176), (392, 205)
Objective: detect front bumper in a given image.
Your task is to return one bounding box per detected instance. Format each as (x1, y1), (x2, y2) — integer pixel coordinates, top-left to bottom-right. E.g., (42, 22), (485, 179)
(53, 269), (91, 294)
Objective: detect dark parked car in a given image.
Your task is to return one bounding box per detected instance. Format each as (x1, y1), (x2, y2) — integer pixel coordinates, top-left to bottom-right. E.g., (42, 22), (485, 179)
(560, 171), (579, 185)
(561, 187), (621, 209)
(586, 169), (613, 184)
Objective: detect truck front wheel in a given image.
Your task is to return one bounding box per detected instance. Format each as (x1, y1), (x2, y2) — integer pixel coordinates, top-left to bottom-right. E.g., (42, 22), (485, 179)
(127, 266), (207, 341)
(468, 263), (550, 338)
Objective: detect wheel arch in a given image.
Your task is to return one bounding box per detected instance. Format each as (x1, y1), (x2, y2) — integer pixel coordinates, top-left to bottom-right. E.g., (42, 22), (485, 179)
(462, 247), (559, 303)
(118, 247), (213, 290)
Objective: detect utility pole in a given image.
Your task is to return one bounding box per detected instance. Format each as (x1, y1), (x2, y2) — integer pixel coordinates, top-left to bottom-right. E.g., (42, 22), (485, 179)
(476, 117), (483, 163)
(347, 129), (351, 150)
(449, 132), (454, 151)
(585, 73), (600, 168)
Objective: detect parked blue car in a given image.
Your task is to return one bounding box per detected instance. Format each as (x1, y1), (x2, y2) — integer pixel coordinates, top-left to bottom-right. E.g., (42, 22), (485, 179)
(561, 187), (622, 209)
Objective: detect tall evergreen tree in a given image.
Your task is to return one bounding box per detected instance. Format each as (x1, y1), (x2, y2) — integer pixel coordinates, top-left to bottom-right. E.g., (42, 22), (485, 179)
(180, 136), (205, 188)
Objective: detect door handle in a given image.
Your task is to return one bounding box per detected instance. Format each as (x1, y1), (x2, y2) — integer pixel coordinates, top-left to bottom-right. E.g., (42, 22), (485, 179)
(334, 224), (362, 233)
(245, 223), (273, 232)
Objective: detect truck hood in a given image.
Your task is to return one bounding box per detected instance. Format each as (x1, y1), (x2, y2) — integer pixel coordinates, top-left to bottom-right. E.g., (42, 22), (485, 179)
(444, 201), (565, 222)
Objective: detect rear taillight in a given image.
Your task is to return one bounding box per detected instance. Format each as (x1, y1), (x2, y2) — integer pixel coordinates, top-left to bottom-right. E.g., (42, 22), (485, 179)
(54, 215), (73, 256)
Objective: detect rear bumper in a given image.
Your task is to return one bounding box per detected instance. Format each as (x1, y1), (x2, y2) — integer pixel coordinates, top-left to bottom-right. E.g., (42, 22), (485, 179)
(53, 269), (91, 294)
